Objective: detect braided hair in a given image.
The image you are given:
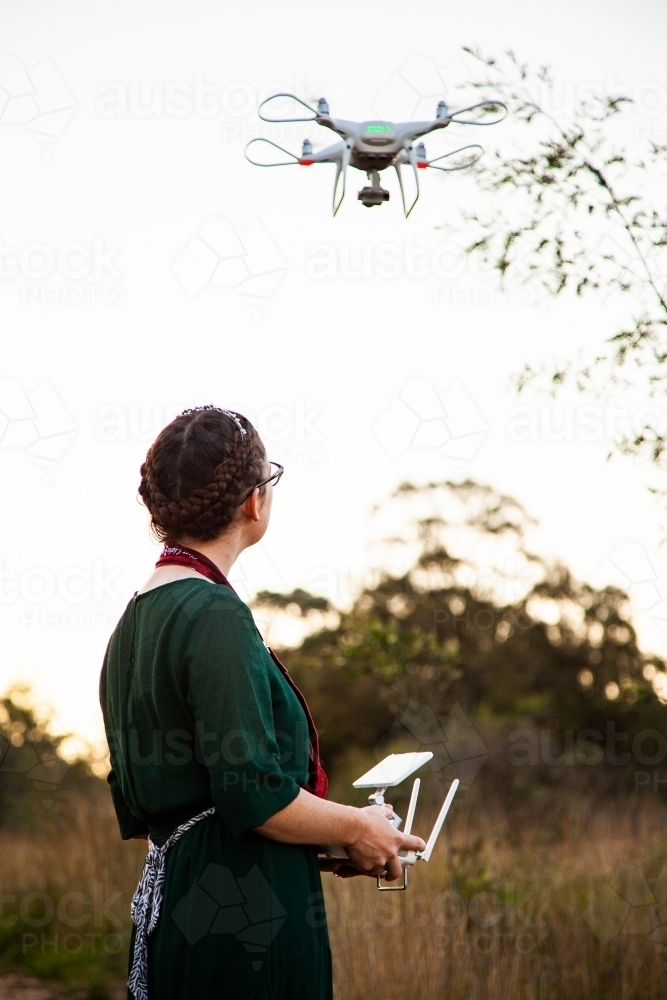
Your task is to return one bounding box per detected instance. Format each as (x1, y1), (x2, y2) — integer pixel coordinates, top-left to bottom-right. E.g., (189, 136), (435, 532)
(138, 406), (266, 543)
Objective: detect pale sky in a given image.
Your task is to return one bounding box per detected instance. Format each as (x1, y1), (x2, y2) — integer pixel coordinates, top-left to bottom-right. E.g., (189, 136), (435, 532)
(2, 0), (667, 750)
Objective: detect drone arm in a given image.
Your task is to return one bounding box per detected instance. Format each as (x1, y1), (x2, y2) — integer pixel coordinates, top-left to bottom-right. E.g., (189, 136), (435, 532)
(392, 120), (451, 147)
(308, 141), (347, 164)
(396, 100), (506, 144)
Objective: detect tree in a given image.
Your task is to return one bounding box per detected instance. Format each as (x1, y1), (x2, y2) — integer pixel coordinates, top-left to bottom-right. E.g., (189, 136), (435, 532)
(261, 481), (667, 797)
(0, 687), (93, 826)
(450, 49), (667, 464)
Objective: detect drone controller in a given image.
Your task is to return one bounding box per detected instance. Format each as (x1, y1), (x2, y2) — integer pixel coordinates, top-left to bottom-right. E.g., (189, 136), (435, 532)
(318, 751), (459, 891)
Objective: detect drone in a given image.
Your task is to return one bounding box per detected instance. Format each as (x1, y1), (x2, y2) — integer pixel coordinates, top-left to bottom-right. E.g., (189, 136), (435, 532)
(245, 93), (506, 217)
(318, 751), (460, 890)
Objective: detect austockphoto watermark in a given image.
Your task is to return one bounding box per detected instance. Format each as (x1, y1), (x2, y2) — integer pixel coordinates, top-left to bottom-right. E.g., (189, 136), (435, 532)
(0, 376), (77, 484)
(635, 122), (667, 143)
(233, 69), (667, 153)
(433, 601), (534, 634)
(93, 74), (323, 123)
(583, 861), (667, 971)
(0, 883), (125, 927)
(0, 705), (71, 802)
(0, 53), (77, 158)
(283, 568), (536, 625)
(373, 375), (489, 469)
(222, 121), (322, 149)
(599, 540), (667, 654)
(508, 723), (667, 781)
(501, 72), (667, 121)
(321, 884), (538, 950)
(94, 397), (327, 469)
(303, 239), (541, 309)
(375, 52), (667, 122)
(0, 236), (124, 306)
(170, 215), (287, 313)
(0, 559), (124, 631)
(1, 885), (126, 957)
(171, 862), (287, 967)
(304, 228), (664, 305)
(107, 722), (311, 772)
(506, 400), (667, 453)
(305, 238), (485, 283)
(93, 62), (667, 130)
(376, 701), (488, 791)
(20, 932), (124, 956)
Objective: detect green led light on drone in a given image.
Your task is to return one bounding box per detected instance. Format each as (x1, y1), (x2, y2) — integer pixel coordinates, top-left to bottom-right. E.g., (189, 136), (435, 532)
(367, 124), (391, 133)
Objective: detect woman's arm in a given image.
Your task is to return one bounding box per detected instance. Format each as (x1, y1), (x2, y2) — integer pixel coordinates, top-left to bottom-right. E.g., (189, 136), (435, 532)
(254, 789), (426, 882)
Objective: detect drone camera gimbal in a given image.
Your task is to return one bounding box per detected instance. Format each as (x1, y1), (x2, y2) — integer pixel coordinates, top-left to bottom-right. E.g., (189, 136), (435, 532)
(358, 171), (390, 208)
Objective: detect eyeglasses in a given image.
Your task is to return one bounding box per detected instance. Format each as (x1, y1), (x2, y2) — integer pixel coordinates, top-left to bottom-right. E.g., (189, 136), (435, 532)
(238, 462), (284, 505)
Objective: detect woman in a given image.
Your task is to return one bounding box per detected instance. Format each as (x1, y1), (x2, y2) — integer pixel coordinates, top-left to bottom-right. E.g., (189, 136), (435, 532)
(100, 406), (425, 1000)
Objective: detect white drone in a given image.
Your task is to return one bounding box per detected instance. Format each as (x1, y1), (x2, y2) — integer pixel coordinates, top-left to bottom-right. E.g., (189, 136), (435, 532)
(319, 751), (459, 890)
(245, 93), (506, 217)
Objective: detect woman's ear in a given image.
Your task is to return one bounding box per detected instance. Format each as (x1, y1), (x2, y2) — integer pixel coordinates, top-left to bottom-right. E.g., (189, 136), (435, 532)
(241, 488), (262, 523)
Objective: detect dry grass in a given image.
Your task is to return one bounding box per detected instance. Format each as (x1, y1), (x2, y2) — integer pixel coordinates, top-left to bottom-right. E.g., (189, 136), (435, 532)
(326, 793), (667, 1000)
(0, 788), (145, 995)
(1, 788), (666, 998)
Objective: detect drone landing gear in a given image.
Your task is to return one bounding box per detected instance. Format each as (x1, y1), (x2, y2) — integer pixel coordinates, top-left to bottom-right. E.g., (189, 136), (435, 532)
(358, 170), (389, 208)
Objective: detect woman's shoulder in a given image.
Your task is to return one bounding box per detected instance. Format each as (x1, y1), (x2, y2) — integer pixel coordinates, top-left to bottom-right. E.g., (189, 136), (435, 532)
(103, 579), (263, 677)
(137, 578), (253, 622)
(157, 581), (268, 661)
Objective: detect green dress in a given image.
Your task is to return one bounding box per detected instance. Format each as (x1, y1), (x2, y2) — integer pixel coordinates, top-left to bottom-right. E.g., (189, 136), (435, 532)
(99, 579), (332, 1000)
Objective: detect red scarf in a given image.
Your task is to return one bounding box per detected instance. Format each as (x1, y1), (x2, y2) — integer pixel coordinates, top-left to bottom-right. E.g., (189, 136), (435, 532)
(156, 544), (328, 798)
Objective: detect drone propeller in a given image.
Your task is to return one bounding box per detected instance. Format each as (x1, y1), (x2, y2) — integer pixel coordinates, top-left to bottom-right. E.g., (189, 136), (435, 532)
(258, 92), (322, 123)
(426, 143), (483, 172)
(245, 137), (303, 167)
(447, 100), (507, 126)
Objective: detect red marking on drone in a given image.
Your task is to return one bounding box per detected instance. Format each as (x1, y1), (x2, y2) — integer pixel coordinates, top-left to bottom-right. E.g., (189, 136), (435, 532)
(299, 159), (314, 166)
(417, 162), (428, 169)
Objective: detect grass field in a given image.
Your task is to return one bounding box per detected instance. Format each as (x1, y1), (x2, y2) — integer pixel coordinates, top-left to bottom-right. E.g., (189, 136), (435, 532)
(1, 786), (666, 999)
(328, 792), (667, 1000)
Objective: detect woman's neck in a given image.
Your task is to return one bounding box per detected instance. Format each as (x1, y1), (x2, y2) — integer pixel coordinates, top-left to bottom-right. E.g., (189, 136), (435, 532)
(174, 531), (244, 578)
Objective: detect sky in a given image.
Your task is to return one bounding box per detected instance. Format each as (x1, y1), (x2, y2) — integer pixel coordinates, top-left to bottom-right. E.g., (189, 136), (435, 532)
(2, 0), (667, 751)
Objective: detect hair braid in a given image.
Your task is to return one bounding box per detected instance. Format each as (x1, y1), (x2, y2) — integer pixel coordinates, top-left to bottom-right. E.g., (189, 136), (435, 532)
(138, 406), (266, 542)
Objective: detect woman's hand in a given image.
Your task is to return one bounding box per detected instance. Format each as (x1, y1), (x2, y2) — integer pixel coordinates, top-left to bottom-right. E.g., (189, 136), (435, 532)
(342, 804), (426, 882)
(318, 859), (371, 878)
(254, 790), (425, 881)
